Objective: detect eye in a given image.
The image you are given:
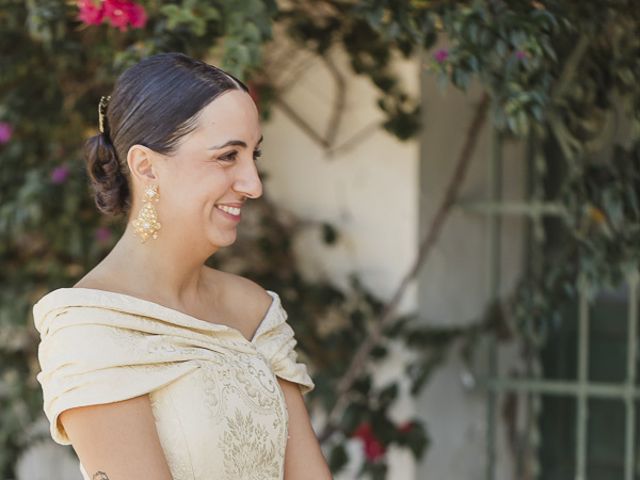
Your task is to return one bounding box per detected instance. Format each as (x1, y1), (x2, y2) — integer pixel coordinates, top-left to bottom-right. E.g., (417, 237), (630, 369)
(220, 150), (238, 161)
(219, 149), (262, 162)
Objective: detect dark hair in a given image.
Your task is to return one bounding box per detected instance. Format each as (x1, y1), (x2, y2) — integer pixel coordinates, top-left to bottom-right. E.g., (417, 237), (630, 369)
(83, 52), (250, 218)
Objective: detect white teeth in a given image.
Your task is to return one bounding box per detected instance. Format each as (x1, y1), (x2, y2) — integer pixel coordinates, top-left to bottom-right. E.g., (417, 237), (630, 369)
(216, 205), (241, 215)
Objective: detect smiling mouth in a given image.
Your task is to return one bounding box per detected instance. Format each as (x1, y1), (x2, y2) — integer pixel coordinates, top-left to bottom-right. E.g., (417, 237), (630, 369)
(215, 204), (241, 220)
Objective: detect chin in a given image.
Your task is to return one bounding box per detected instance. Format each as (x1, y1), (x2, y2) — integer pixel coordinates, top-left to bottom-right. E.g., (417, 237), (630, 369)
(208, 231), (237, 248)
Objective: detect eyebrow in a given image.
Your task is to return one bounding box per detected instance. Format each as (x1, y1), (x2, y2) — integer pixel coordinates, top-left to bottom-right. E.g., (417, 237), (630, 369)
(208, 134), (263, 150)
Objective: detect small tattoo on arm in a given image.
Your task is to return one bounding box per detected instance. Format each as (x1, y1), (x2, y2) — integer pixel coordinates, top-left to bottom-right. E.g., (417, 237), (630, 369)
(92, 472), (110, 480)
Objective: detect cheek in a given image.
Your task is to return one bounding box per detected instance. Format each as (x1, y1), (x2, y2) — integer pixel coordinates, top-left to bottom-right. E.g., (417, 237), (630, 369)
(183, 196), (216, 231)
(162, 181), (208, 218)
(176, 168), (231, 219)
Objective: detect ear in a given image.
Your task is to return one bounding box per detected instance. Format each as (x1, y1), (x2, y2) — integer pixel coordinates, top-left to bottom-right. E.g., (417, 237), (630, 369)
(127, 144), (158, 184)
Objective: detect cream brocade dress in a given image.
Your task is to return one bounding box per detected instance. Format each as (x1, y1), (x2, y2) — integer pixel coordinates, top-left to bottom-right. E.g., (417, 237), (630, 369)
(32, 287), (316, 480)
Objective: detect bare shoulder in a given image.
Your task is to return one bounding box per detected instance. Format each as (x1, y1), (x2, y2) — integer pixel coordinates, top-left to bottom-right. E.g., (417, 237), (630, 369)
(205, 267), (274, 327)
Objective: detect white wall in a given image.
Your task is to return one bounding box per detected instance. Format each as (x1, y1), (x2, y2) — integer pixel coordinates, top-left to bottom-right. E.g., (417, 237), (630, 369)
(261, 44), (420, 315)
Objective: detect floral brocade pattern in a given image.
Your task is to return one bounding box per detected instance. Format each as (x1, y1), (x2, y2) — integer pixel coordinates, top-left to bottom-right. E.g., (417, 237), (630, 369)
(222, 408), (280, 479)
(32, 287), (315, 480)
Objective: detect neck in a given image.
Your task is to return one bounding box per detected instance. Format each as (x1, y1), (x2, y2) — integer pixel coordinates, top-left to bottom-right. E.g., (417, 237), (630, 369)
(98, 221), (217, 307)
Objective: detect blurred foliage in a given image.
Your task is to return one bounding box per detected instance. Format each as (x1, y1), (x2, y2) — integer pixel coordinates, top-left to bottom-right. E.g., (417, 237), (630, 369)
(510, 138), (640, 347)
(1, 0), (640, 479)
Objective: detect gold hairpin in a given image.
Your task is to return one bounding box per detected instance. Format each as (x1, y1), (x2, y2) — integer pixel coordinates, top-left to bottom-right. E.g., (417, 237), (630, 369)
(98, 95), (111, 134)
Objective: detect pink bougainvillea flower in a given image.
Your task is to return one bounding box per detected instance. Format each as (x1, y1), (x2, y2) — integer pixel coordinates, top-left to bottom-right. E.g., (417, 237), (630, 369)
(77, 0), (147, 31)
(352, 422), (387, 461)
(434, 48), (449, 63)
(364, 437), (386, 461)
(50, 165), (70, 184)
(127, 2), (148, 28)
(95, 226), (112, 242)
(104, 0), (148, 31)
(77, 0), (105, 25)
(515, 50), (527, 60)
(0, 122), (12, 144)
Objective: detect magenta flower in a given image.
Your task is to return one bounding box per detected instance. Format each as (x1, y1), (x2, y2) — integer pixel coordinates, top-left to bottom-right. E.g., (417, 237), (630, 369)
(95, 226), (112, 242)
(434, 48), (449, 63)
(104, 0), (148, 31)
(352, 422), (386, 461)
(77, 0), (105, 25)
(76, 0), (147, 31)
(515, 50), (527, 60)
(50, 165), (70, 184)
(126, 2), (147, 28)
(0, 122), (12, 144)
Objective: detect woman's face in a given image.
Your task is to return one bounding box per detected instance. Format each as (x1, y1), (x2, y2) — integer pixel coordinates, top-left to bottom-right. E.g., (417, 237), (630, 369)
(137, 89), (263, 251)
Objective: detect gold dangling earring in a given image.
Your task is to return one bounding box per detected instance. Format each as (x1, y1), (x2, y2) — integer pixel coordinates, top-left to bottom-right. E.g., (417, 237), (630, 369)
(131, 184), (162, 243)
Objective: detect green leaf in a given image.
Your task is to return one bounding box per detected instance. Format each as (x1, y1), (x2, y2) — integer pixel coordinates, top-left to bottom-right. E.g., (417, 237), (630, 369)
(340, 402), (367, 434)
(328, 443), (349, 472)
(370, 344), (388, 359)
(378, 383), (399, 408)
(353, 375), (372, 395)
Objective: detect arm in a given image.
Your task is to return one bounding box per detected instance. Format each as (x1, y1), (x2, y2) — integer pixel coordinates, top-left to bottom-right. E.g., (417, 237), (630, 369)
(277, 377), (333, 480)
(59, 394), (173, 480)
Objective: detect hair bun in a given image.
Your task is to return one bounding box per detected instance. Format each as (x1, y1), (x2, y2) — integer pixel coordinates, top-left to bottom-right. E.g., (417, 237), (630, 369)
(84, 133), (130, 217)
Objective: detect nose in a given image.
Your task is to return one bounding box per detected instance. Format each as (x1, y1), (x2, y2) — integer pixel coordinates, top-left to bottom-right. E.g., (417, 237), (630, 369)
(233, 156), (263, 200)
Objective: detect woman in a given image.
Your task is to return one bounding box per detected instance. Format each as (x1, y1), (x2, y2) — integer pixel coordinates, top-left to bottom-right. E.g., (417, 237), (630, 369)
(32, 52), (332, 480)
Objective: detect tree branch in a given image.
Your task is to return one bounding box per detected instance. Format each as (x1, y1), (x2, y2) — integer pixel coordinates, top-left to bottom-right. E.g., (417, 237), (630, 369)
(318, 91), (491, 443)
